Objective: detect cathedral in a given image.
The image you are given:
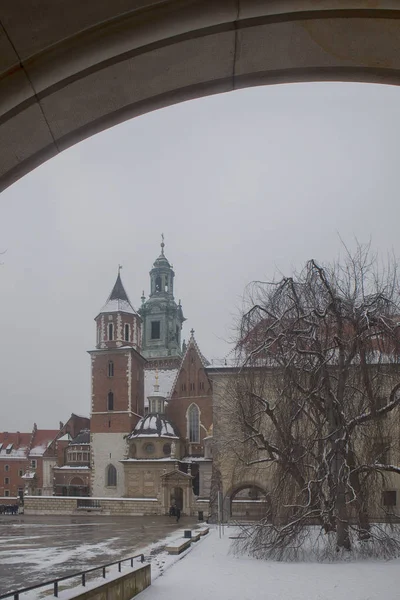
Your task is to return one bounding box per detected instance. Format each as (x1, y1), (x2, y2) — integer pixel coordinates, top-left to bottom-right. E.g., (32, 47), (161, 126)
(89, 238), (213, 515)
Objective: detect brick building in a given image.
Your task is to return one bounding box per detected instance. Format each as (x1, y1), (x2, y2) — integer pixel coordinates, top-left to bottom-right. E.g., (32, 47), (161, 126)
(0, 414), (89, 498)
(53, 429), (91, 496)
(90, 240), (213, 514)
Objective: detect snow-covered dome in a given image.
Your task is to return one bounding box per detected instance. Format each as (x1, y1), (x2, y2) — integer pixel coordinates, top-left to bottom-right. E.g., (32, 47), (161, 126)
(129, 414), (179, 439)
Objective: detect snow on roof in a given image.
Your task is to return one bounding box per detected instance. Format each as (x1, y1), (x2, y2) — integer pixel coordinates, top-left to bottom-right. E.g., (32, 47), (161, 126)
(54, 465), (90, 470)
(129, 413), (179, 439)
(144, 368), (178, 404)
(29, 429), (59, 456)
(57, 433), (71, 442)
(100, 297), (136, 314)
(99, 273), (138, 316)
(0, 432), (31, 459)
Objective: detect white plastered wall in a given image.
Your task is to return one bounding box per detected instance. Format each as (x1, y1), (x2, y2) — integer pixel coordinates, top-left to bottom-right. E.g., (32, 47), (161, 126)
(91, 433), (128, 497)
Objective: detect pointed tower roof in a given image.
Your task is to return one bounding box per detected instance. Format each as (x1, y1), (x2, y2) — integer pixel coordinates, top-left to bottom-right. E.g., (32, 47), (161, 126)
(99, 270), (137, 315)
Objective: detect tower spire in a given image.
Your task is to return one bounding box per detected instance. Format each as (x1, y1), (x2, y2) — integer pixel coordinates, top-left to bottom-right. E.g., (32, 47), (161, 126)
(161, 233), (165, 256)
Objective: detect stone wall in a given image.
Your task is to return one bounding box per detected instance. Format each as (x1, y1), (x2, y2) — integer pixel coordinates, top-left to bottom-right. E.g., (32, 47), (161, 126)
(24, 495), (161, 516)
(67, 564), (150, 600)
(24, 494), (210, 517)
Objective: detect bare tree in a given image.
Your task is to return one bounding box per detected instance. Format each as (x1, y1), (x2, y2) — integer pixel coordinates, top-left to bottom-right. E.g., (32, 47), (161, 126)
(229, 244), (400, 558)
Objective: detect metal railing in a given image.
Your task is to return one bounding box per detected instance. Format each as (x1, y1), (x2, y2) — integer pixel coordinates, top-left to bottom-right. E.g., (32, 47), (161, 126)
(0, 553), (145, 599)
(76, 498), (101, 509)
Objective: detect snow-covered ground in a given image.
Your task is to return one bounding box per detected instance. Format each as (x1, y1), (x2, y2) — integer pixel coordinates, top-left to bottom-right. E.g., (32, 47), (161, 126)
(139, 526), (400, 600)
(0, 515), (195, 596)
(4, 521), (400, 599)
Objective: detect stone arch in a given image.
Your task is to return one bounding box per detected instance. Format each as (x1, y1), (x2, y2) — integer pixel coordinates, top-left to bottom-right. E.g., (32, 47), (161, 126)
(2, 3), (400, 191)
(69, 476), (84, 486)
(223, 482), (271, 523)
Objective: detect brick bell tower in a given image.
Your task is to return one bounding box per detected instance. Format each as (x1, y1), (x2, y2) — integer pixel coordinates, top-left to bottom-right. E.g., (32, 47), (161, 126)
(89, 268), (146, 497)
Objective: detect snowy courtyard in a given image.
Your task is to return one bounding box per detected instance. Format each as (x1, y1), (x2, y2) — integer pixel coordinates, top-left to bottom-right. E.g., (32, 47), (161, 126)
(0, 514), (195, 596)
(3, 517), (400, 599)
(140, 526), (400, 600)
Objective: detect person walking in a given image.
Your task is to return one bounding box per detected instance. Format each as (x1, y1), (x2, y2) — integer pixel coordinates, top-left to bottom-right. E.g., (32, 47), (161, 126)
(176, 507), (181, 523)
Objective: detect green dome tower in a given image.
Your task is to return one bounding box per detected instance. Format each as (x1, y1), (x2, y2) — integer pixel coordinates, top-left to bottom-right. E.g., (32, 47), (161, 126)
(139, 236), (185, 364)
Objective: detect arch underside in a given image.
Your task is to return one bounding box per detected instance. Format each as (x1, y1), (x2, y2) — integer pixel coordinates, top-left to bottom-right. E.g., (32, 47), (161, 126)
(2, 1), (400, 191)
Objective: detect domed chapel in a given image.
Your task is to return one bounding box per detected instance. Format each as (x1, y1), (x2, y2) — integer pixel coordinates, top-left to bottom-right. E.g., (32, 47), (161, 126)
(89, 238), (213, 515)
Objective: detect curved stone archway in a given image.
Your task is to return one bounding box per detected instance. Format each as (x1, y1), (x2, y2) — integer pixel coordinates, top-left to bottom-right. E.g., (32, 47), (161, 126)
(223, 482), (271, 522)
(2, 2), (400, 191)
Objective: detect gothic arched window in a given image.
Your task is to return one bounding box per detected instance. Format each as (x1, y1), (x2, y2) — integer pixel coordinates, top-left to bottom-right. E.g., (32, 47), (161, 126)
(108, 323), (114, 341)
(107, 391), (114, 411)
(124, 324), (130, 342)
(106, 464), (117, 487)
(187, 404), (200, 443)
(108, 361), (114, 377)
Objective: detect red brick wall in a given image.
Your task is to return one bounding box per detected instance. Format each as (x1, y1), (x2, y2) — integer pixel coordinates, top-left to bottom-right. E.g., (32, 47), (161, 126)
(91, 349), (145, 433)
(0, 459), (28, 497)
(167, 346), (213, 455)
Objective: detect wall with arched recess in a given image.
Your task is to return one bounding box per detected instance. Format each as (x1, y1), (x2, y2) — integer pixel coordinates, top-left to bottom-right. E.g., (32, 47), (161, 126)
(2, 1), (400, 191)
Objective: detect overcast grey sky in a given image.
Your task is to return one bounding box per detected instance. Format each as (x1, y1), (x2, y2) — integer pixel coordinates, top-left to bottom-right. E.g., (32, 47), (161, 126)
(1, 82), (400, 431)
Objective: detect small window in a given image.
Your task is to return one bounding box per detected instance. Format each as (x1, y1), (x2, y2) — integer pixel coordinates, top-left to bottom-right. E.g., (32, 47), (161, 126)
(199, 381), (204, 390)
(163, 443), (171, 456)
(181, 383), (186, 392)
(4, 465), (9, 472)
(108, 322), (114, 341)
(18, 469), (23, 477)
(107, 391), (114, 411)
(106, 464), (117, 487)
(155, 276), (161, 292)
(124, 324), (130, 342)
(151, 321), (160, 340)
(144, 443), (155, 455)
(383, 490), (397, 506)
(108, 361), (114, 377)
(190, 383), (195, 391)
(4, 490), (9, 497)
(4, 477), (9, 484)
(31, 460), (37, 469)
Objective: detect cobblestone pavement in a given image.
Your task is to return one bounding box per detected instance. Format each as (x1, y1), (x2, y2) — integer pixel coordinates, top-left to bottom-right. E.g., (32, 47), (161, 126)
(0, 514), (196, 595)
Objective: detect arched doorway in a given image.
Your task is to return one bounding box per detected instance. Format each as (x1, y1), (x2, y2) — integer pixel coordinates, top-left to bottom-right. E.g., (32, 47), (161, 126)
(68, 476), (88, 497)
(2, 3), (400, 191)
(170, 486), (183, 511)
(225, 484), (271, 522)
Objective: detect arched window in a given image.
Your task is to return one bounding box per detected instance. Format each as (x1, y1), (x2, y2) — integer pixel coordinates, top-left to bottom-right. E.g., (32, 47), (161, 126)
(106, 464), (117, 487)
(155, 276), (161, 292)
(108, 323), (114, 341)
(107, 391), (114, 411)
(108, 361), (114, 377)
(124, 324), (130, 342)
(188, 404), (200, 443)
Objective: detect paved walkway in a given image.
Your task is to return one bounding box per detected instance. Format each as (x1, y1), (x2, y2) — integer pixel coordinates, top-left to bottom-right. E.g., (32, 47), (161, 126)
(0, 514), (196, 595)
